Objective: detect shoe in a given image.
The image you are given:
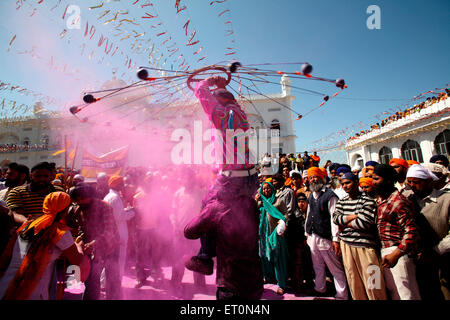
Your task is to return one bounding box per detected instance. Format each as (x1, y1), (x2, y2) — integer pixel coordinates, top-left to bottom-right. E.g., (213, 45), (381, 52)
(134, 280), (145, 289)
(276, 287), (285, 295)
(312, 289), (328, 297)
(184, 256), (213, 275)
(263, 278), (277, 285)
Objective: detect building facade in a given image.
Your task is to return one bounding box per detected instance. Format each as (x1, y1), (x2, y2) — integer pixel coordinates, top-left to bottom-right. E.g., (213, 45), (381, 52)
(0, 75), (297, 169)
(345, 98), (450, 168)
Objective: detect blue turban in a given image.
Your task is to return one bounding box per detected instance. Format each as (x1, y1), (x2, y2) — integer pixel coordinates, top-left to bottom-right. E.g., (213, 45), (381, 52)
(365, 161), (378, 167)
(341, 172), (357, 181)
(336, 166), (351, 175)
(430, 154), (449, 167)
(329, 163), (341, 172)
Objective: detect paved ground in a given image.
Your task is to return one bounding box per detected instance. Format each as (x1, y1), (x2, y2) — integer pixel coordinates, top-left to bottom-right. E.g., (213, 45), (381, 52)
(64, 266), (336, 300)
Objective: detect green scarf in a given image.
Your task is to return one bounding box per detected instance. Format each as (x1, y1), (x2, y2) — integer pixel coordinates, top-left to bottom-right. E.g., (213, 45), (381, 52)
(258, 182), (286, 260)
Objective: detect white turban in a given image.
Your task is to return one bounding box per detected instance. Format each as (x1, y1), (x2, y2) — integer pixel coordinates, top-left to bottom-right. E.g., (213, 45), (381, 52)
(406, 164), (439, 181)
(97, 172), (107, 179)
(73, 174), (84, 181)
(422, 163), (449, 176)
(302, 170), (308, 179)
(289, 170), (301, 177)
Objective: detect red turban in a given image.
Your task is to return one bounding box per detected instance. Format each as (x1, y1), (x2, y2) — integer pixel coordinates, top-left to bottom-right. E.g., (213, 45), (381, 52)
(389, 158), (409, 169)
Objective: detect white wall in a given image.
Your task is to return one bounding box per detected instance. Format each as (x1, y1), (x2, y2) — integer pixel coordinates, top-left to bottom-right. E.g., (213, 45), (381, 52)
(347, 126), (449, 167)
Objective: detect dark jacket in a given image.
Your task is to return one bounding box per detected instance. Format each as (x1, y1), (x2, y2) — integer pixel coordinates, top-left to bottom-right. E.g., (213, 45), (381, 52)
(305, 188), (337, 240)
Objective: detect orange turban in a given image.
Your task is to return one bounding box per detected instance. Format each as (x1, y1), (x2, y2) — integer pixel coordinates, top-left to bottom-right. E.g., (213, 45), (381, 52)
(407, 160), (419, 166)
(319, 167), (327, 178)
(359, 177), (374, 187)
(361, 167), (373, 178)
(389, 158), (409, 169)
(108, 175), (123, 189)
(27, 192), (71, 236)
(55, 173), (65, 180)
(307, 167), (326, 180)
(265, 177), (273, 183)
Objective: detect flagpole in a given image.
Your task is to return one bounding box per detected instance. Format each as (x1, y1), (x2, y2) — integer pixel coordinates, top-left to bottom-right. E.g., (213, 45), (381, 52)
(70, 142), (79, 176)
(64, 135), (68, 178)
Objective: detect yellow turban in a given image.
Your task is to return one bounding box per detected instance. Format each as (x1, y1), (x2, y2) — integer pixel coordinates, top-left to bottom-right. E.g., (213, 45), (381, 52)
(108, 175), (123, 189)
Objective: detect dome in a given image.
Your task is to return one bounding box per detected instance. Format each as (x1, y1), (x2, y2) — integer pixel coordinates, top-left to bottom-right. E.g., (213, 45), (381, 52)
(100, 77), (128, 91)
(99, 76), (151, 104)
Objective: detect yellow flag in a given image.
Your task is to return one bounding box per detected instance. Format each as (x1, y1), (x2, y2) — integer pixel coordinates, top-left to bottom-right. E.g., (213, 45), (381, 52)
(52, 149), (66, 156)
(52, 140), (71, 156)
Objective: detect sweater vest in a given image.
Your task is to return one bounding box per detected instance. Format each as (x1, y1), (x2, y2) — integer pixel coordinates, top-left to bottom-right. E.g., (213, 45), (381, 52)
(305, 188), (337, 240)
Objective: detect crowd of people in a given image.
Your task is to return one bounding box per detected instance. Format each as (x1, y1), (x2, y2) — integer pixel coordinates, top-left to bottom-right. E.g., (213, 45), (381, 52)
(0, 161), (216, 300)
(0, 151), (447, 300)
(347, 89), (449, 141)
(0, 74), (448, 301)
(0, 143), (56, 153)
(252, 152), (449, 300)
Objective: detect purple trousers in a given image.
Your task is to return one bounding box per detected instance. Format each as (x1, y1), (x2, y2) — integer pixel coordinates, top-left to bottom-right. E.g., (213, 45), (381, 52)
(197, 172), (259, 259)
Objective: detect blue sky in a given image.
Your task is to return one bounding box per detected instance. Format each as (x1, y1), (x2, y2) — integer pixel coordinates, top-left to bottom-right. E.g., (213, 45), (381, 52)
(0, 0), (449, 164)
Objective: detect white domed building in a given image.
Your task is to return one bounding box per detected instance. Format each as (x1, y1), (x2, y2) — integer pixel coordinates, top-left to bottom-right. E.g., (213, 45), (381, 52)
(0, 74), (298, 169)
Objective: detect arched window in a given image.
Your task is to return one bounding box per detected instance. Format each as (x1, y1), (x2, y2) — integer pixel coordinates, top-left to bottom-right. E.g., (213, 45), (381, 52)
(434, 129), (450, 156)
(350, 154), (364, 169)
(41, 134), (49, 146)
(379, 146), (393, 164)
(401, 139), (423, 163)
(23, 137), (30, 145)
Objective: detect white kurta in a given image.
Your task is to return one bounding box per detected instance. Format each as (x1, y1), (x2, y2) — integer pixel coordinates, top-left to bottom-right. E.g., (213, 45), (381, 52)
(305, 186), (349, 300)
(104, 189), (134, 279)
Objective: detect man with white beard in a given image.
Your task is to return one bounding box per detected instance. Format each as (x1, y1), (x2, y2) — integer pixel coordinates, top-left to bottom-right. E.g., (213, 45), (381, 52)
(304, 167), (349, 300)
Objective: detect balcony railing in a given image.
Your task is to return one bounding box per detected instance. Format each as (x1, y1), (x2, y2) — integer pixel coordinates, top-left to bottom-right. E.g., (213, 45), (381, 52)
(345, 98), (449, 149)
(0, 144), (61, 154)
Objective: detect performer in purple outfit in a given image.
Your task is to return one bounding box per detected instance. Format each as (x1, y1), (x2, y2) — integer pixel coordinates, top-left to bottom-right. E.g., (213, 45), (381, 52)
(184, 75), (263, 300)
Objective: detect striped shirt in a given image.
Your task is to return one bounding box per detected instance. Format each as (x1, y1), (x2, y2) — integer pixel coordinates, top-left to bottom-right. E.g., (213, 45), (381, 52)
(6, 184), (57, 220)
(333, 192), (379, 248)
